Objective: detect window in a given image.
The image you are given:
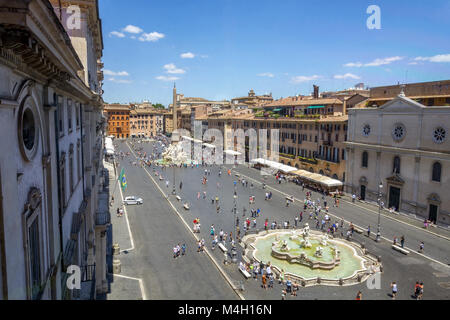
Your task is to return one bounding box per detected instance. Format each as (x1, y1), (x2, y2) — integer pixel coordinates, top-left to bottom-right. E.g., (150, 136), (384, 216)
(362, 151), (368, 168)
(393, 156), (401, 174)
(69, 145), (74, 193)
(432, 162), (442, 182)
(76, 103), (80, 128)
(28, 216), (41, 299)
(67, 100), (72, 132)
(433, 127), (446, 144)
(77, 141), (82, 182)
(362, 124), (371, 137)
(392, 123), (406, 141)
(57, 96), (64, 136)
(59, 153), (66, 209)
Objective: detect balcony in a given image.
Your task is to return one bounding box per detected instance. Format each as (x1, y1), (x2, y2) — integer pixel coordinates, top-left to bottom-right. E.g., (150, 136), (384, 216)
(298, 156), (318, 165)
(322, 140), (333, 146)
(96, 210), (110, 226)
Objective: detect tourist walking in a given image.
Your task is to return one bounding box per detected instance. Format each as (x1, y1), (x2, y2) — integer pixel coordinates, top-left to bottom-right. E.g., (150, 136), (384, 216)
(262, 274), (267, 289)
(400, 235), (405, 248)
(391, 281), (398, 299)
(417, 282), (424, 300)
(356, 291), (362, 300)
(418, 241), (424, 253)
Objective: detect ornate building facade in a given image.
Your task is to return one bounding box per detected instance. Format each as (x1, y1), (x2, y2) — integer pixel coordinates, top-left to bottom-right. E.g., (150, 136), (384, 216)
(0, 0), (106, 299)
(345, 94), (450, 225)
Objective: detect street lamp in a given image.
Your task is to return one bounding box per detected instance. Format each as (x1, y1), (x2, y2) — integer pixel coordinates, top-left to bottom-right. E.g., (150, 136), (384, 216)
(231, 184), (238, 263)
(376, 182), (383, 242)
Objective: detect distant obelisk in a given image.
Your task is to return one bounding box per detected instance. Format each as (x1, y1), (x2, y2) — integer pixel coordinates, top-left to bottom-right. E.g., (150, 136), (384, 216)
(172, 83), (179, 142)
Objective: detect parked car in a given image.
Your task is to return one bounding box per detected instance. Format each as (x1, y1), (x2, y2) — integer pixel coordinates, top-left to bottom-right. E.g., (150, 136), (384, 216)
(123, 196), (143, 205)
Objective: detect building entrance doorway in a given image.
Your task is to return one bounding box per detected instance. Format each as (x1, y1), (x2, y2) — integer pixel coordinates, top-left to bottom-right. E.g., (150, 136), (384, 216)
(360, 185), (366, 201)
(388, 186), (401, 211)
(429, 204), (438, 224)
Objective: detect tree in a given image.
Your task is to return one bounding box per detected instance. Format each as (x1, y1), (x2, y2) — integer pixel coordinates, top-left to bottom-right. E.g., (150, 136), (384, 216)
(153, 103), (165, 109)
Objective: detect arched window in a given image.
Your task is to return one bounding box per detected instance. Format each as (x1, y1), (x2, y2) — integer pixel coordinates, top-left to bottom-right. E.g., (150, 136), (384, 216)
(393, 156), (401, 174)
(332, 174), (339, 180)
(432, 162), (442, 182)
(362, 151), (368, 168)
(319, 170), (324, 175)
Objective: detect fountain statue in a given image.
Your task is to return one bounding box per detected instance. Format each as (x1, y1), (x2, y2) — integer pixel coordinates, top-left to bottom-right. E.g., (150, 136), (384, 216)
(280, 240), (290, 252)
(303, 223), (310, 237)
(300, 238), (312, 248)
(320, 235), (329, 246)
(161, 141), (191, 165)
(315, 246), (323, 257)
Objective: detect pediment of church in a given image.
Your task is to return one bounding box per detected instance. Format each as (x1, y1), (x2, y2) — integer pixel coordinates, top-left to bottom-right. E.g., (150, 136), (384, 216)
(379, 95), (424, 113)
(386, 173), (405, 185)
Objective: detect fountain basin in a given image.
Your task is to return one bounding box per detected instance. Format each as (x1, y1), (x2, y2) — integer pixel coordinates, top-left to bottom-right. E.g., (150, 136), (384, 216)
(242, 228), (382, 286)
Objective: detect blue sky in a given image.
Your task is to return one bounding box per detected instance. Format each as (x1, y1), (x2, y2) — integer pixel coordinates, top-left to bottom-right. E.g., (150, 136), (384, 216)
(100, 0), (450, 106)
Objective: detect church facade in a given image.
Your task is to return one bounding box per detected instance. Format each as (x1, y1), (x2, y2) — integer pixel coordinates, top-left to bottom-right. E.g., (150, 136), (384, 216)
(345, 94), (450, 225)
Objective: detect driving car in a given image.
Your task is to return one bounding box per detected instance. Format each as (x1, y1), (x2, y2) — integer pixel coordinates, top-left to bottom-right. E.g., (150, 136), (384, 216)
(123, 196), (143, 205)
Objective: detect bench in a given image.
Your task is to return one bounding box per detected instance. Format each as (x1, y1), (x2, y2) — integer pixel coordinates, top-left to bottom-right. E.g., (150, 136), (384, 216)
(392, 245), (410, 255)
(183, 203), (190, 210)
(239, 268), (251, 279)
(353, 227), (363, 234)
(176, 195), (181, 201)
(218, 242), (228, 253)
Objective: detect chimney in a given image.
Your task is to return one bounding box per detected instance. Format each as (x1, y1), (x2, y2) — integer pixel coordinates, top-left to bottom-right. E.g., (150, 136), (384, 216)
(313, 85), (319, 99)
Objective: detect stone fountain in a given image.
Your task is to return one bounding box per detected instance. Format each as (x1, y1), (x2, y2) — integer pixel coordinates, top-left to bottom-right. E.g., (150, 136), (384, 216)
(241, 226), (382, 286)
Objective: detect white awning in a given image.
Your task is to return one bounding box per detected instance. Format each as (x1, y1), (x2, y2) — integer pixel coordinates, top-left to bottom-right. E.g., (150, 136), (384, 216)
(182, 136), (194, 141)
(203, 143), (216, 149)
(250, 158), (297, 173)
(292, 169), (343, 188)
(224, 150), (242, 156)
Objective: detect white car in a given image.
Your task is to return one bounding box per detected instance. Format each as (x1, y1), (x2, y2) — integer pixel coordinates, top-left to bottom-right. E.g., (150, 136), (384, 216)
(123, 196), (143, 205)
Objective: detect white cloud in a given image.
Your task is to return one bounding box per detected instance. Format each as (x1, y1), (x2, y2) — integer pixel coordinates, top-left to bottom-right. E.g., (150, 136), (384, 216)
(334, 73), (360, 80)
(107, 78), (132, 84)
(199, 54), (209, 59)
(139, 32), (165, 42)
(345, 56), (403, 67)
(291, 75), (321, 83)
(344, 62), (363, 67)
(103, 69), (129, 76)
(109, 31), (125, 38)
(415, 54), (450, 63)
(181, 52), (195, 59)
(163, 63), (185, 74)
(122, 25), (143, 34)
(365, 56), (403, 66)
(408, 62), (418, 65)
(156, 75), (180, 81)
(257, 72), (275, 78)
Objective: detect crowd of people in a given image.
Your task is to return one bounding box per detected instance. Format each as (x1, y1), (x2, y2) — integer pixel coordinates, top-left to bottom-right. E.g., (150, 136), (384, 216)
(109, 137), (430, 300)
